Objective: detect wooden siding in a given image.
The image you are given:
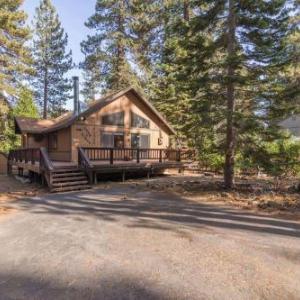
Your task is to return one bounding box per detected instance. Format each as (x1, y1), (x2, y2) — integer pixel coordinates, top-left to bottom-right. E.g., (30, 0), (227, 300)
(70, 93), (171, 161)
(25, 133), (47, 148)
(23, 128), (72, 161)
(48, 127), (71, 161)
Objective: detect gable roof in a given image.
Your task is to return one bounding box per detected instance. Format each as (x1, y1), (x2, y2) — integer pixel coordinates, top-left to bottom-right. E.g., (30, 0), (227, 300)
(15, 87), (176, 135)
(15, 112), (74, 134)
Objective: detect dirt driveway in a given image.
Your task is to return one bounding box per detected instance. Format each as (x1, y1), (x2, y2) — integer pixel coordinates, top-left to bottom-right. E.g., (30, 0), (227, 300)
(0, 182), (300, 300)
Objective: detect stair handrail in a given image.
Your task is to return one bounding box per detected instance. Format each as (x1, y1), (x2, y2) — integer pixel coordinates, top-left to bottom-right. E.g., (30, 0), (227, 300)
(39, 147), (54, 188)
(78, 147), (93, 169)
(78, 147), (93, 184)
(40, 147), (54, 171)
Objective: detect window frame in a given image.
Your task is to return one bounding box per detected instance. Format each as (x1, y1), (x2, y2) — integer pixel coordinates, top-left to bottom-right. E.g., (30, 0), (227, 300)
(131, 111), (150, 129)
(101, 131), (125, 148)
(101, 111), (124, 127)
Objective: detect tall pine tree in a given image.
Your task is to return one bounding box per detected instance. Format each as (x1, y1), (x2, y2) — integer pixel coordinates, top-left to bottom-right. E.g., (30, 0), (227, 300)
(81, 0), (136, 98)
(32, 0), (72, 119)
(179, 0), (294, 188)
(0, 0), (32, 95)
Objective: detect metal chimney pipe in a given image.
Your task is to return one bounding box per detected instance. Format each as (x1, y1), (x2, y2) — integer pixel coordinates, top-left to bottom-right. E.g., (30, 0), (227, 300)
(73, 76), (79, 115)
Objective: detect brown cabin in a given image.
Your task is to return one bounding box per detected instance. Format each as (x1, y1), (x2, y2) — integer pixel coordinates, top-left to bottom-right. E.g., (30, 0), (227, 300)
(15, 85), (174, 163)
(9, 79), (194, 192)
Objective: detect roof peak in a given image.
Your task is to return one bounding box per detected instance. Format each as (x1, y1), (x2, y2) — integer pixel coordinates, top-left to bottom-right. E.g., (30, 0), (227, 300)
(15, 86), (175, 135)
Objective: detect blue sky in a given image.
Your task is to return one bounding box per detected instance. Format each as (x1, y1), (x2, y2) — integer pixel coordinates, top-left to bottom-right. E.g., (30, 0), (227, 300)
(22, 0), (95, 108)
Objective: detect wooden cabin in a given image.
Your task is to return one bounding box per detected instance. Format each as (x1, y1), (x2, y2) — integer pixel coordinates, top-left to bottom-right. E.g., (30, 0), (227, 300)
(8, 78), (194, 192)
(15, 86), (174, 162)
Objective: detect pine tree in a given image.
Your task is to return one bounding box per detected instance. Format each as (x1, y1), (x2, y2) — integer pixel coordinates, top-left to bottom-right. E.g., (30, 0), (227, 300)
(128, 0), (162, 86)
(277, 10), (300, 111)
(0, 0), (32, 95)
(0, 93), (17, 153)
(150, 0), (192, 127)
(32, 0), (72, 119)
(180, 0), (294, 188)
(81, 0), (142, 99)
(14, 86), (39, 118)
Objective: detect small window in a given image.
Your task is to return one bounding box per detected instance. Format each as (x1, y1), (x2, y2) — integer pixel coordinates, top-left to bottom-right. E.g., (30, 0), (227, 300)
(102, 112), (124, 126)
(49, 134), (57, 150)
(131, 112), (150, 129)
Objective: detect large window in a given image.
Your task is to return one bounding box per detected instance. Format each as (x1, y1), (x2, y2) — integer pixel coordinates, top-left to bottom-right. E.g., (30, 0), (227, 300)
(131, 112), (150, 129)
(101, 132), (124, 148)
(102, 111), (124, 126)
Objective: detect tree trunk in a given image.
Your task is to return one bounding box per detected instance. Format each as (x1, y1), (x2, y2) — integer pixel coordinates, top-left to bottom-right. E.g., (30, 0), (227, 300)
(224, 0), (236, 189)
(116, 0), (125, 88)
(183, 0), (190, 21)
(43, 68), (48, 119)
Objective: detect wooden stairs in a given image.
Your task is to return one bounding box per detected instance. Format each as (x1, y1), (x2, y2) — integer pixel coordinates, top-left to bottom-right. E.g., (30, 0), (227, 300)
(50, 169), (91, 193)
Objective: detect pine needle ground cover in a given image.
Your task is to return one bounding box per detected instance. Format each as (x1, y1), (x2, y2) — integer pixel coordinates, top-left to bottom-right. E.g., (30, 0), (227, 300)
(116, 175), (300, 218)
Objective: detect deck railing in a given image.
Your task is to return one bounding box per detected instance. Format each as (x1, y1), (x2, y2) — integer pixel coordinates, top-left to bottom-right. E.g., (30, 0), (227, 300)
(81, 147), (195, 165)
(78, 147), (93, 183)
(8, 147), (54, 187)
(8, 148), (41, 165)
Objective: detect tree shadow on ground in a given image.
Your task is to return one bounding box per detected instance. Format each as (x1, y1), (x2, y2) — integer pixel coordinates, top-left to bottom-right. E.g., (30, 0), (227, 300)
(12, 187), (300, 238)
(0, 271), (174, 300)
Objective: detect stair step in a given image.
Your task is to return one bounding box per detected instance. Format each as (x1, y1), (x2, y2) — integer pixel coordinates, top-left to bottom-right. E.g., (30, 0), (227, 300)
(52, 169), (83, 174)
(50, 185), (91, 193)
(52, 176), (87, 183)
(52, 180), (89, 187)
(53, 172), (85, 178)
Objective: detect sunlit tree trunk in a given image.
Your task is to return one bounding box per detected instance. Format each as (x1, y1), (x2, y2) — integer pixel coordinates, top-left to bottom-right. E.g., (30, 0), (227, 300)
(224, 0), (236, 189)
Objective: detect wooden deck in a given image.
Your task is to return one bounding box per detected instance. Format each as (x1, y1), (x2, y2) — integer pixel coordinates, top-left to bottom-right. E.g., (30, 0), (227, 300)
(10, 159), (182, 172)
(8, 147), (195, 191)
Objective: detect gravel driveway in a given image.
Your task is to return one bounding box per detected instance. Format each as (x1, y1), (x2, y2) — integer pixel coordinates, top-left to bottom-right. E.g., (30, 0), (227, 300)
(0, 183), (300, 300)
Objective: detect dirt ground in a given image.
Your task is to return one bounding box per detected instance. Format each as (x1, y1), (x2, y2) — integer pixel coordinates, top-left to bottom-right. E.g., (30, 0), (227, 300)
(1, 173), (300, 219)
(98, 173), (300, 219)
(0, 175), (45, 216)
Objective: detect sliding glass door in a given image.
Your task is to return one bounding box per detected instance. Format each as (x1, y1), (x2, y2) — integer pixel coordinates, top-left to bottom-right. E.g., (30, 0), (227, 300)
(101, 132), (124, 148)
(131, 134), (150, 149)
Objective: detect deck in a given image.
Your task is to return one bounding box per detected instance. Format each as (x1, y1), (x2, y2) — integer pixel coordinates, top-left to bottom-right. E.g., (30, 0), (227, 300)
(9, 159), (182, 173)
(8, 147), (195, 190)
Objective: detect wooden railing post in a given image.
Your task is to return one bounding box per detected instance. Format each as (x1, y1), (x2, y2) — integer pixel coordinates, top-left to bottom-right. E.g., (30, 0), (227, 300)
(177, 150), (181, 162)
(136, 149), (140, 163)
(110, 149), (114, 165)
(159, 149), (162, 163)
